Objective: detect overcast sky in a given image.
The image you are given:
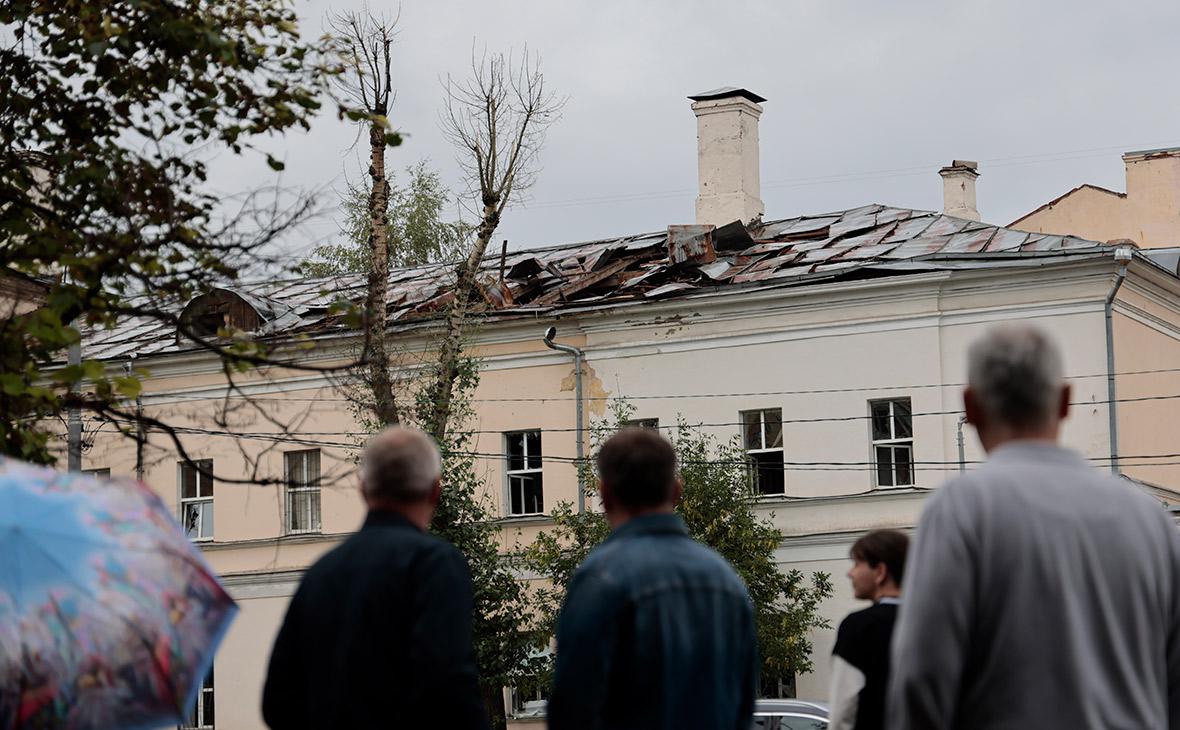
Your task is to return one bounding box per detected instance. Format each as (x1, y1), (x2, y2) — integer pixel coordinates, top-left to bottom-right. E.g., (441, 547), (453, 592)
(208, 0), (1180, 259)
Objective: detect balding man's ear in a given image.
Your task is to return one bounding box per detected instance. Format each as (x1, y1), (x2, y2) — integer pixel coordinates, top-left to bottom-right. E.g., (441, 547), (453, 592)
(1058, 383), (1071, 420)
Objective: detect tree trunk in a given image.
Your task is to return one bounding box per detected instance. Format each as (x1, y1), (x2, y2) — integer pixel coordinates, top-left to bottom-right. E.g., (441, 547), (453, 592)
(365, 121), (399, 426)
(425, 201), (499, 441)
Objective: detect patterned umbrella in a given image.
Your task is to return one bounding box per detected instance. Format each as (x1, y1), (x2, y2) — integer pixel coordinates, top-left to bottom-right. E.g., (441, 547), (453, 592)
(0, 458), (237, 730)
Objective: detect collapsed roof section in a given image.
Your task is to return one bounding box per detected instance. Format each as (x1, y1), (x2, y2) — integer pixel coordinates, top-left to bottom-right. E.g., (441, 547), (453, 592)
(82, 204), (1129, 360)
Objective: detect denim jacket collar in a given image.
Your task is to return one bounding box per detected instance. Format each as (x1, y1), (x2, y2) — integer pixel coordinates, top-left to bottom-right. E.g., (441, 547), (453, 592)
(606, 512), (689, 543)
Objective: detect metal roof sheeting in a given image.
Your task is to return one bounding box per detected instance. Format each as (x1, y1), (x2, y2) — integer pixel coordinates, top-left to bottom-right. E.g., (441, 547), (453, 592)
(80, 204), (1138, 360)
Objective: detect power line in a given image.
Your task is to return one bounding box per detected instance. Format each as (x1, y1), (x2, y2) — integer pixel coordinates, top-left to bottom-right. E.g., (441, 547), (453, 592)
(128, 421), (1180, 473)
(128, 390), (1180, 433)
(140, 365), (1180, 406)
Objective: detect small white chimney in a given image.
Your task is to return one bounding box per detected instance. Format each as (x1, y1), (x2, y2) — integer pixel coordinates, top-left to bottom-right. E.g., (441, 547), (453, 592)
(690, 87), (765, 227)
(939, 160), (980, 221)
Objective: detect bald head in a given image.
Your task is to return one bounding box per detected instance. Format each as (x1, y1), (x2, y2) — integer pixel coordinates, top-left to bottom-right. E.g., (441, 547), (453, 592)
(360, 427), (443, 503)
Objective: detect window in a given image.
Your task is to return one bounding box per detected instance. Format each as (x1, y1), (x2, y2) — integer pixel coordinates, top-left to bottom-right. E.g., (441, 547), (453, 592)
(623, 418), (659, 430)
(285, 449), (321, 534)
(871, 398), (914, 488)
(741, 409), (784, 495)
(505, 430), (543, 516)
(182, 668), (214, 729)
(82, 467), (110, 478)
(180, 459), (214, 541)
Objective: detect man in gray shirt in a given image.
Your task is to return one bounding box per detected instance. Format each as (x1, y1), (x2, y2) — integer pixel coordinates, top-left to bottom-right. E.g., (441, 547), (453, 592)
(888, 324), (1180, 729)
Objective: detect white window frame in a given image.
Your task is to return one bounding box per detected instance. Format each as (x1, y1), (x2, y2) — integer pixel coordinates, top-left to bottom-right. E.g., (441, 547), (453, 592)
(740, 408), (784, 495)
(181, 668), (214, 729)
(179, 459), (214, 542)
(870, 398), (914, 488)
(82, 467), (111, 478)
(505, 430), (544, 517)
(284, 449), (322, 535)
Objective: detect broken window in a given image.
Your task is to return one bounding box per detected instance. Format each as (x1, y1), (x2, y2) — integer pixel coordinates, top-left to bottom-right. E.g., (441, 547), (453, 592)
(506, 430), (544, 516)
(180, 459), (214, 541)
(285, 449), (321, 534)
(871, 398), (914, 488)
(741, 409), (784, 495)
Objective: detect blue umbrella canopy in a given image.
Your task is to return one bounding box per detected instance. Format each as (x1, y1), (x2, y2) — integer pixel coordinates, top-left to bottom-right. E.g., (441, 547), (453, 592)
(0, 458), (237, 730)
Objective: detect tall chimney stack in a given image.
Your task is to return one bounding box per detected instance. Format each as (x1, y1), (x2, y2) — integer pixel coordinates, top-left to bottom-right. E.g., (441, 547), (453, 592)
(689, 87), (766, 227)
(939, 160), (980, 221)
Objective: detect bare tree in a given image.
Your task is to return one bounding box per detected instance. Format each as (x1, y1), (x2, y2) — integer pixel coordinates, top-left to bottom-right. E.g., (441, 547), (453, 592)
(328, 9), (402, 427)
(426, 48), (564, 441)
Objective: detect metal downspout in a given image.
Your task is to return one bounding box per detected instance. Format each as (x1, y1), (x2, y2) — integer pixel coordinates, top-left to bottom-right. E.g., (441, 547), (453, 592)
(543, 327), (586, 513)
(956, 416), (967, 474)
(1105, 248), (1133, 475)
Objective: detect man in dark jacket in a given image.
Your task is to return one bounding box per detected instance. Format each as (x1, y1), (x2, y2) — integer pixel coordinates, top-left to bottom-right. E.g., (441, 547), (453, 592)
(261, 427), (489, 730)
(547, 427), (759, 730)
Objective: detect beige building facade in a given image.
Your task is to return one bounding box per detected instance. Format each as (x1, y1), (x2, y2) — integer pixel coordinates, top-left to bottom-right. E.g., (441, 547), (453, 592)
(62, 89), (1180, 728)
(1012, 147), (1180, 249)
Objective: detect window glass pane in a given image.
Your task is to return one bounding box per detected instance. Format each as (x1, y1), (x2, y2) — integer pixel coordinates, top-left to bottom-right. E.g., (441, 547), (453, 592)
(524, 474), (544, 514)
(624, 418), (659, 430)
(526, 431), (542, 469)
(200, 501), (213, 538)
(507, 433), (524, 472)
(871, 402), (892, 441)
(306, 449), (321, 486)
(895, 445), (913, 486)
(286, 452), (303, 487)
(893, 399), (913, 439)
(763, 409), (783, 449)
(198, 460), (214, 498)
(741, 410), (762, 449)
(202, 686), (214, 727)
(184, 503), (201, 538)
(509, 475), (524, 514)
(181, 465), (197, 499)
(753, 451), (784, 495)
(876, 445), (894, 487)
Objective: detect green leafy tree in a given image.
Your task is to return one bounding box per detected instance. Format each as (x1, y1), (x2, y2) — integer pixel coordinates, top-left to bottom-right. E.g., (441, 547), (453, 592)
(411, 357), (546, 727)
(524, 402), (833, 695)
(301, 161), (470, 276)
(0, 0), (334, 464)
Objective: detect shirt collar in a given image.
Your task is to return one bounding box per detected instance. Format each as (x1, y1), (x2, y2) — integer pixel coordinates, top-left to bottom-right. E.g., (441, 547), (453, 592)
(877, 596), (900, 606)
(606, 512), (689, 542)
(988, 441), (1087, 467)
(362, 510), (421, 532)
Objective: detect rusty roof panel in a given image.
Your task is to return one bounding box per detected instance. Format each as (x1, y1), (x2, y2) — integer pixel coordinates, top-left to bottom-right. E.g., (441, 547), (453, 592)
(923, 216), (972, 237)
(645, 282), (697, 298)
(1022, 234), (1065, 251)
(941, 228), (997, 254)
(667, 225), (716, 265)
(882, 215), (936, 243)
(982, 228), (1030, 252)
(882, 234), (954, 259)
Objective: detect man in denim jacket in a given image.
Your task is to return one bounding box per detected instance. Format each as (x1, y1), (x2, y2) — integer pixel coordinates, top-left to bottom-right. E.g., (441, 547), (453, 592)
(547, 427), (759, 730)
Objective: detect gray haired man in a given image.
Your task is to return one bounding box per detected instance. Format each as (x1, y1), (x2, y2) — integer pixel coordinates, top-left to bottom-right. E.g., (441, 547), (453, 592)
(262, 427), (489, 729)
(888, 324), (1180, 729)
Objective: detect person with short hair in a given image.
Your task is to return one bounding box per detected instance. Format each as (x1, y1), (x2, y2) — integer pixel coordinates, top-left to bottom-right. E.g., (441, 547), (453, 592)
(888, 324), (1180, 729)
(262, 427), (489, 729)
(546, 427), (759, 730)
(828, 529), (909, 730)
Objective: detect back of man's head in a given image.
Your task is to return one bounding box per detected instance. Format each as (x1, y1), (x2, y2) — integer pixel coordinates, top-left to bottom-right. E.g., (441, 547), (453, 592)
(967, 324), (1065, 431)
(360, 427), (442, 503)
(597, 427), (678, 512)
(851, 529), (910, 587)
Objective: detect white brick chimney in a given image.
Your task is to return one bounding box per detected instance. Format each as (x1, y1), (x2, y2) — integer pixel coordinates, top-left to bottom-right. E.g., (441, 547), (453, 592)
(939, 160), (980, 221)
(690, 87), (765, 227)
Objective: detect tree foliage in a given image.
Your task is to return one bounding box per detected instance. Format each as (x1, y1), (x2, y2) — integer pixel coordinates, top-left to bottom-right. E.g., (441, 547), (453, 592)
(523, 402), (833, 693)
(0, 0), (332, 463)
(301, 161), (470, 276)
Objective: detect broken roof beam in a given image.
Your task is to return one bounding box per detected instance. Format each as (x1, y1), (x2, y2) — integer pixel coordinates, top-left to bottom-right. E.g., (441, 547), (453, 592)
(533, 256), (640, 306)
